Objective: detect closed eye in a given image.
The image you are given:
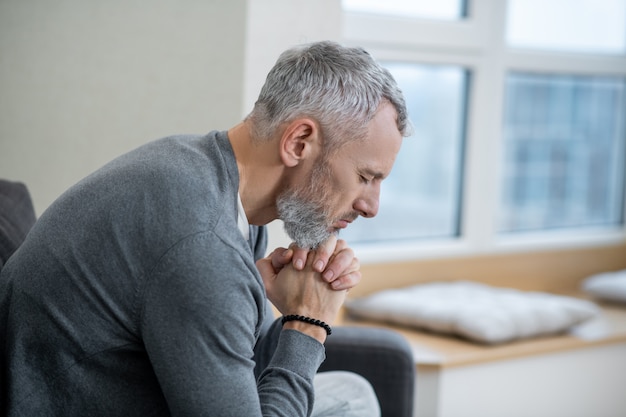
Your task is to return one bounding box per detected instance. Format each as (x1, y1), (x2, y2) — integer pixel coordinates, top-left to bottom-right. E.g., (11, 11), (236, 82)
(359, 174), (371, 184)
(359, 168), (386, 185)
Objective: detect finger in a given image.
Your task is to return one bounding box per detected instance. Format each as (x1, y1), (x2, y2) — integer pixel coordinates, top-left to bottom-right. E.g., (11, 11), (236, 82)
(270, 247), (293, 273)
(311, 235), (338, 272)
(333, 239), (348, 252)
(330, 270), (362, 291)
(322, 246), (356, 283)
(290, 245), (310, 270)
(256, 257), (277, 288)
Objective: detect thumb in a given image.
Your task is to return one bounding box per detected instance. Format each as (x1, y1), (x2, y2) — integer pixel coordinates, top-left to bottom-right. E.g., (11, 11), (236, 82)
(256, 257), (277, 289)
(270, 247), (293, 273)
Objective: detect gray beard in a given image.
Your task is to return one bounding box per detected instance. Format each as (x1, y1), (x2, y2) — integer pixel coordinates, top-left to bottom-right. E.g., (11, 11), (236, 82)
(276, 190), (335, 250)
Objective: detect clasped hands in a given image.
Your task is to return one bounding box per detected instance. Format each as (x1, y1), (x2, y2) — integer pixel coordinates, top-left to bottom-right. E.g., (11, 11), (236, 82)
(256, 236), (360, 343)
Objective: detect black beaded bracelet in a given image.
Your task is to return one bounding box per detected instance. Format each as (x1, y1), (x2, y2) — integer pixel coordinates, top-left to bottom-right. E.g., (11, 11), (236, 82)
(281, 315), (332, 336)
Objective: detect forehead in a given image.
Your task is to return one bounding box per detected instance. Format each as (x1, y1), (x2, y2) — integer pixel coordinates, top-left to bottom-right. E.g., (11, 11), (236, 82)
(333, 102), (403, 177)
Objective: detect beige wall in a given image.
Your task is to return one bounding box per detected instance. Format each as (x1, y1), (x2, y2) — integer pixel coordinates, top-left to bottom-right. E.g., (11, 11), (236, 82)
(0, 0), (339, 226)
(0, 0), (248, 214)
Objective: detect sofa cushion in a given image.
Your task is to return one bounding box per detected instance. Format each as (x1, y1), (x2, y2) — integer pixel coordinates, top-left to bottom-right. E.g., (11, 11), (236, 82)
(0, 179), (37, 268)
(345, 281), (599, 344)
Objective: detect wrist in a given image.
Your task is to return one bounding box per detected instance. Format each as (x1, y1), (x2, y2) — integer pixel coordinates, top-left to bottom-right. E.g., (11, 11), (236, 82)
(281, 315), (332, 343)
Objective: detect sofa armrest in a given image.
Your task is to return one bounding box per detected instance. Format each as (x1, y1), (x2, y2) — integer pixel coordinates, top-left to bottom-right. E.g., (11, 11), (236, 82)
(319, 326), (415, 417)
(0, 179), (36, 269)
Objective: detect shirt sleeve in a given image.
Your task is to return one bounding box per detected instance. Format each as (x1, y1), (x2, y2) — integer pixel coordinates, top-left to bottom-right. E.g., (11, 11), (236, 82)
(139, 231), (325, 417)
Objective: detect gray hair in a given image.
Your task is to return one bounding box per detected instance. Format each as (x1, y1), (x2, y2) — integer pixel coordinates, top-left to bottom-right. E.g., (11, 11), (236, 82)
(246, 41), (410, 154)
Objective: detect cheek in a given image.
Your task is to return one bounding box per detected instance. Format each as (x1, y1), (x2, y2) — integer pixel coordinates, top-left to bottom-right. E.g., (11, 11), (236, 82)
(319, 163), (359, 214)
(328, 182), (361, 214)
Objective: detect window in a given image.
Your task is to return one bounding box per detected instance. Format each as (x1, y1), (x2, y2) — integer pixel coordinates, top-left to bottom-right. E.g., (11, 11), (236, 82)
(342, 0), (626, 261)
(342, 0), (467, 20)
(506, 0), (626, 54)
(500, 74), (626, 232)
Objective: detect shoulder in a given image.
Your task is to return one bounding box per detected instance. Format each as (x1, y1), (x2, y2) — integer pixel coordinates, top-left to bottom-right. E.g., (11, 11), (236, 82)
(33, 132), (241, 269)
(78, 132), (238, 228)
(109, 131), (236, 193)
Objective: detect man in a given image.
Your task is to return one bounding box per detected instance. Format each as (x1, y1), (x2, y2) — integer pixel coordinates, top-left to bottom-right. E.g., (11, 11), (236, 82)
(0, 41), (409, 416)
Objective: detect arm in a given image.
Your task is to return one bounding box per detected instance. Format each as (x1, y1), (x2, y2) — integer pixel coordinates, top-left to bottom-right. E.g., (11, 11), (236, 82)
(140, 233), (324, 417)
(257, 249), (347, 344)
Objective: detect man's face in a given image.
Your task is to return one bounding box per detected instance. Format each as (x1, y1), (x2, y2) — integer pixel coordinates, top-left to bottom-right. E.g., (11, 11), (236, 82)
(277, 102), (403, 249)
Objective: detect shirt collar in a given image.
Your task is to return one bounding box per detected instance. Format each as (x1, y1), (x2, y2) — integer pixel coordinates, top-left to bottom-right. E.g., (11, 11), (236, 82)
(237, 193), (249, 241)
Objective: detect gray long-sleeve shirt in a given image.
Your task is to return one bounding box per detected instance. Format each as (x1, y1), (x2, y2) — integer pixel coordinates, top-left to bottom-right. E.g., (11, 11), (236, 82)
(0, 131), (325, 416)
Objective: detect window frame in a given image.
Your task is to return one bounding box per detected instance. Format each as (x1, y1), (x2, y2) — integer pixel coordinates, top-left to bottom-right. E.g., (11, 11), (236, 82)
(341, 0), (626, 263)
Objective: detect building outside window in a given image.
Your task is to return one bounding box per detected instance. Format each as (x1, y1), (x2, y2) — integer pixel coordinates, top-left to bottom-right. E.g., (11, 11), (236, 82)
(500, 74), (626, 233)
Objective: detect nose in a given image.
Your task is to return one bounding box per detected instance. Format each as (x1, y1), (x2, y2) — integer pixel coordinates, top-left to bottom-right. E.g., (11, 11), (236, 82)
(353, 185), (380, 218)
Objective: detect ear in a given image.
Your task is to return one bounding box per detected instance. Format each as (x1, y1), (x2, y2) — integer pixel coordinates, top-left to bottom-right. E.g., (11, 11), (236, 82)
(279, 118), (321, 168)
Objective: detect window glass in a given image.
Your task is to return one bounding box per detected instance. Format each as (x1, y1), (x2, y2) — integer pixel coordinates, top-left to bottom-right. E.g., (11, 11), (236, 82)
(499, 73), (626, 232)
(341, 63), (468, 244)
(506, 0), (626, 54)
(342, 0), (467, 20)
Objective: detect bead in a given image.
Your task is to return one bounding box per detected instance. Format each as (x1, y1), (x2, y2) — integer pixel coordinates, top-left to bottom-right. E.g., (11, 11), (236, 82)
(281, 314), (332, 336)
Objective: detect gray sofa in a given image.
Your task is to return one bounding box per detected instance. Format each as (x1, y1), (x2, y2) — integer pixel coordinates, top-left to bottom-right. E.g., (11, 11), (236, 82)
(0, 180), (36, 270)
(0, 179), (415, 417)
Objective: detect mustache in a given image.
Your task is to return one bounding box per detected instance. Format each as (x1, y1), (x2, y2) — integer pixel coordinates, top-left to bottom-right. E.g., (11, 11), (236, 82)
(339, 212), (360, 223)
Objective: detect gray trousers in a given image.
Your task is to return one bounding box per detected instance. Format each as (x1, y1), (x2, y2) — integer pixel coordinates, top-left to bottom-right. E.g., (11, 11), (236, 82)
(312, 371), (381, 417)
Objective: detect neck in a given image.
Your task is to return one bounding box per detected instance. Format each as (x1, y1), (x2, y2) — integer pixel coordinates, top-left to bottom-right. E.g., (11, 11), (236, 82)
(227, 122), (285, 225)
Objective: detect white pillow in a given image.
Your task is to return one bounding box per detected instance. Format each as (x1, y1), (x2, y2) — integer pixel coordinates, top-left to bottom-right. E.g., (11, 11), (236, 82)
(345, 281), (599, 344)
(582, 269), (626, 304)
